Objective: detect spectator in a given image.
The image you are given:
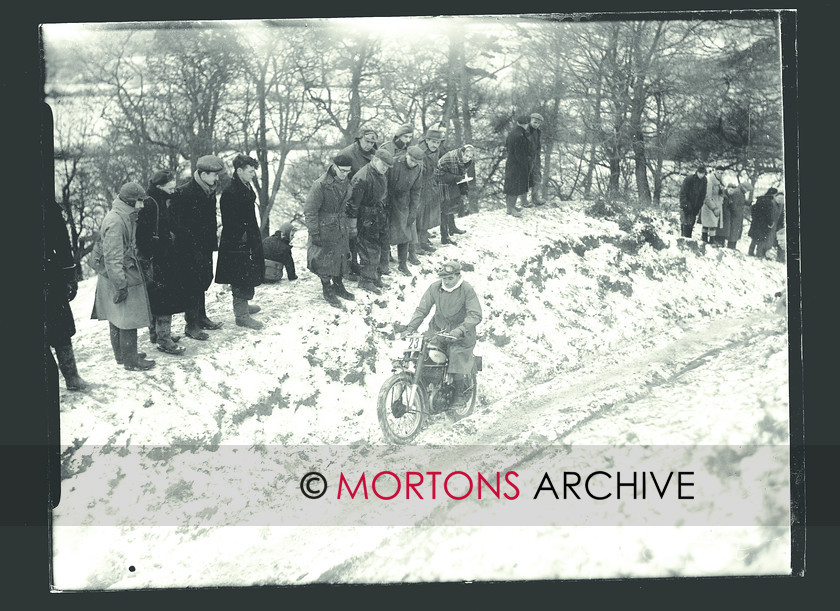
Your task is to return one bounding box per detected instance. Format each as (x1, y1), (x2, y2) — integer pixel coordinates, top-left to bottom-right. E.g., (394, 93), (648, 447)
(748, 188), (785, 261)
(700, 166), (726, 244)
(338, 128), (379, 279)
(396, 260), (483, 408)
(434, 144), (475, 246)
(346, 148), (394, 295)
(90, 182), (156, 371)
(304, 153), (356, 308)
(45, 200), (88, 390)
(721, 182), (748, 249)
(170, 154), (225, 341)
(388, 145), (424, 276)
(380, 124), (414, 160)
(527, 112), (546, 206)
(415, 128), (445, 254)
(215, 154), (266, 331)
(678, 166), (707, 238)
(137, 169), (186, 356)
(262, 222), (298, 283)
(503, 115), (531, 217)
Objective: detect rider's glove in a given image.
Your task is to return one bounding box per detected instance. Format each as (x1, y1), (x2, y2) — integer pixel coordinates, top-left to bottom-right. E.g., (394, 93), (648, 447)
(450, 327), (465, 339)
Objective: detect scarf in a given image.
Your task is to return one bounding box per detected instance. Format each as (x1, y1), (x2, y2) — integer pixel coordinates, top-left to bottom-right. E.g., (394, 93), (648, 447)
(193, 170), (217, 197)
(441, 277), (464, 292)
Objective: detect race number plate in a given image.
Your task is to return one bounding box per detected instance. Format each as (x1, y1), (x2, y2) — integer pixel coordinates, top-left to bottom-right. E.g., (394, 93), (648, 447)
(402, 335), (422, 352)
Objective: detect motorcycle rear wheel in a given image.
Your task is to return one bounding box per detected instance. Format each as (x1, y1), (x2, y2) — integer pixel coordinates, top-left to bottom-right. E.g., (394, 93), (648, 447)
(377, 373), (428, 444)
(446, 371), (478, 422)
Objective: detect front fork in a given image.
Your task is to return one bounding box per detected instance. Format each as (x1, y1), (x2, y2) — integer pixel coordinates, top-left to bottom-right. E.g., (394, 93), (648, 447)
(406, 345), (427, 408)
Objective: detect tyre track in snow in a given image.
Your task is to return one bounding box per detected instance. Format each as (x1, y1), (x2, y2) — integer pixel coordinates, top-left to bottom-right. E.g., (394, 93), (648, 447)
(316, 308), (788, 583)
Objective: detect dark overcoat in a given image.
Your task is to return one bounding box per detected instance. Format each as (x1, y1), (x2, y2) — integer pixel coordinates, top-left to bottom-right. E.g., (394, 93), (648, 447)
(503, 125), (531, 195)
(44, 201), (76, 346)
(416, 138), (443, 231)
(679, 173), (707, 219)
(136, 185), (187, 315)
(387, 156), (423, 245)
(170, 175), (218, 295)
(749, 194), (785, 249)
(721, 188), (747, 243)
(304, 167), (352, 277)
(214, 175), (265, 288)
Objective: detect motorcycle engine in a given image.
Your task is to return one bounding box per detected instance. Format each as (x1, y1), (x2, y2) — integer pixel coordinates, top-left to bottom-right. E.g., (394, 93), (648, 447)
(430, 386), (453, 413)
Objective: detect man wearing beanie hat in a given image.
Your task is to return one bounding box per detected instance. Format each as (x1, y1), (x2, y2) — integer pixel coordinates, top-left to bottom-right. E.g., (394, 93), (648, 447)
(396, 259), (483, 408)
(338, 128), (379, 279)
(262, 221), (299, 283)
(170, 154), (225, 340)
(387, 145), (425, 276)
(304, 154), (356, 307)
(380, 124), (415, 160)
(136, 169), (187, 356)
(346, 148), (393, 294)
(415, 128), (445, 253)
(91, 182), (156, 371)
(215, 154), (266, 331)
(503, 115), (531, 217)
(434, 145), (475, 245)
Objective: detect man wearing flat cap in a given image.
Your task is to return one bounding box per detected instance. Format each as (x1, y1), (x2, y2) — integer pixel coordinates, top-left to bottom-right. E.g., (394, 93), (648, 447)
(434, 145), (475, 245)
(396, 260), (483, 408)
(338, 128), (379, 278)
(527, 113), (546, 206)
(345, 148), (393, 294)
(91, 182), (156, 371)
(387, 145), (425, 276)
(170, 154), (225, 340)
(380, 124), (415, 160)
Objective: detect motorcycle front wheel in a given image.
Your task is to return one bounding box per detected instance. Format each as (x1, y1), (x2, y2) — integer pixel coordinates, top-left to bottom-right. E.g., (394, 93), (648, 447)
(377, 373), (427, 444)
(446, 371), (478, 422)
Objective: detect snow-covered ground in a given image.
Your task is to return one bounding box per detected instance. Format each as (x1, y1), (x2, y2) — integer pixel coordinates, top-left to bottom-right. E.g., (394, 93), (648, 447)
(50, 199), (792, 588)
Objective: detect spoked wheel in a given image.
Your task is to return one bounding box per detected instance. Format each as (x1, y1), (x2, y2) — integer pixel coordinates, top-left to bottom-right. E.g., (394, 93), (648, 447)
(446, 371), (478, 422)
(377, 374), (427, 444)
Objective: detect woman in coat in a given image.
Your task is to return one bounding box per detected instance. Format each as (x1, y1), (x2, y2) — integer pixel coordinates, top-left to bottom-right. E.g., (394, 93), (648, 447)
(91, 182), (156, 371)
(137, 169), (186, 355)
(214, 154), (265, 331)
(304, 153), (356, 308)
(700, 166), (726, 244)
(503, 115), (531, 217)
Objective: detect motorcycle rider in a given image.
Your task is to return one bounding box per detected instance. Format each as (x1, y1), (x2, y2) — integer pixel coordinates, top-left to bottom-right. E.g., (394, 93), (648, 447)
(395, 261), (482, 406)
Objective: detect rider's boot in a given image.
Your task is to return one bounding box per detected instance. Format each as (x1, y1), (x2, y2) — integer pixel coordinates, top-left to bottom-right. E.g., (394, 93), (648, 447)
(450, 374), (468, 407)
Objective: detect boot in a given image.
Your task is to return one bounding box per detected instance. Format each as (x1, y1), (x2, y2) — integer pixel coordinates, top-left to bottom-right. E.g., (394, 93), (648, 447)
(234, 296), (264, 330)
(450, 374), (467, 407)
(407, 243), (421, 265)
(111, 324), (146, 363)
(440, 216), (456, 245)
(320, 278), (343, 308)
(449, 214), (466, 235)
(149, 323), (157, 344)
(358, 280), (382, 295)
(531, 187), (546, 206)
(121, 328), (156, 371)
(506, 196), (522, 218)
(155, 314), (186, 355)
(55, 344), (88, 391)
(420, 240), (436, 252)
(332, 278), (355, 301)
(197, 296), (223, 330)
(398, 262), (412, 276)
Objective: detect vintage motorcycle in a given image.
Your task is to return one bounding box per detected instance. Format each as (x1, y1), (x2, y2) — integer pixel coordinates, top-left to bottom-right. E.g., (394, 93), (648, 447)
(377, 332), (482, 444)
